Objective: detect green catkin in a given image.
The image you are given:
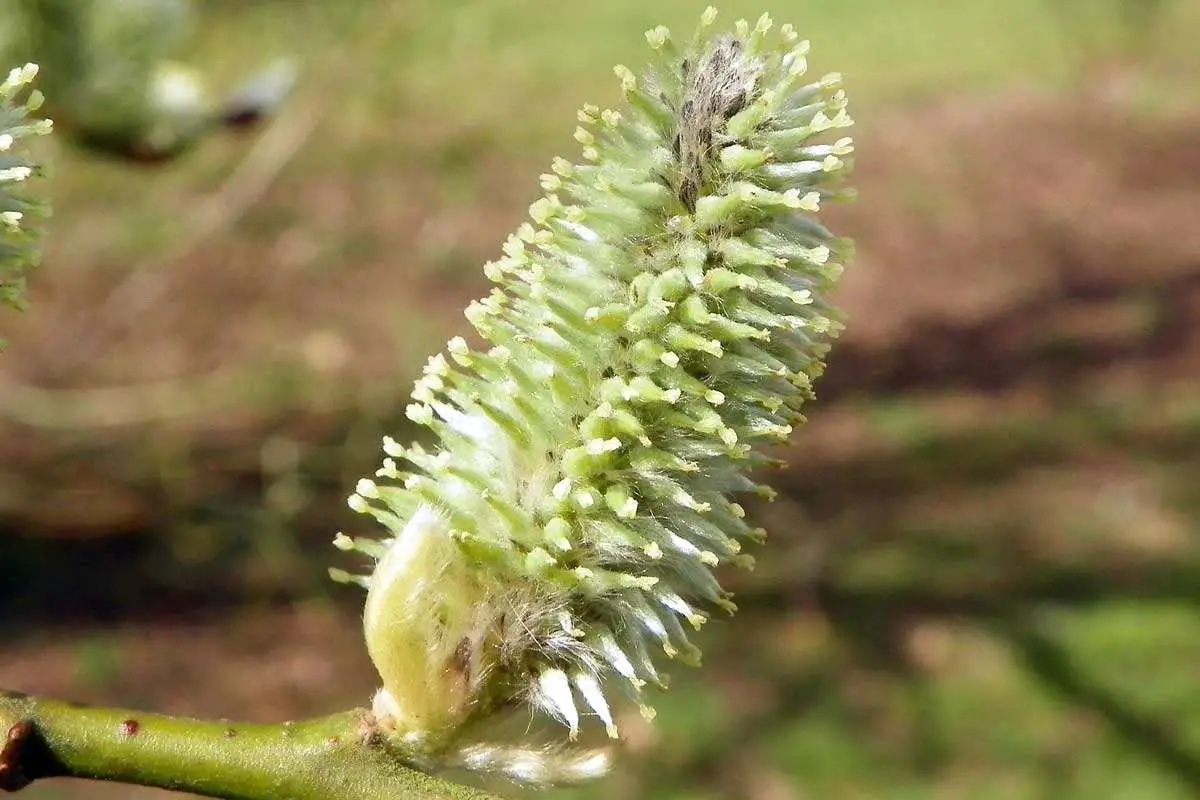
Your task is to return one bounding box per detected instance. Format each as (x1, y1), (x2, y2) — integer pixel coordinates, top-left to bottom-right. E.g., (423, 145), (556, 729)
(336, 8), (855, 785)
(0, 62), (51, 332)
(15, 0), (295, 162)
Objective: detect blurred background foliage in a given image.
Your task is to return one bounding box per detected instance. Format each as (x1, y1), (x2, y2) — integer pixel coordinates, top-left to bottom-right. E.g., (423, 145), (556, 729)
(2, 1), (1200, 798)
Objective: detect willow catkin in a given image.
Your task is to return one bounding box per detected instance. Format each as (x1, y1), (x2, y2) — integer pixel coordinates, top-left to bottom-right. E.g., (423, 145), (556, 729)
(0, 62), (51, 328)
(334, 7), (855, 783)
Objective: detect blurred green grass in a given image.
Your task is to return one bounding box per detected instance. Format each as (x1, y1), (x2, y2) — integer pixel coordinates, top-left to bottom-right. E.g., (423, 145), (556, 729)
(175, 0), (1200, 183)
(35, 0), (1200, 257)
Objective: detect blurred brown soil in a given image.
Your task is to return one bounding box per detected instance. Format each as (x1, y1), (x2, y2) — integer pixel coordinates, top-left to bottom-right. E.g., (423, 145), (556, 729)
(826, 89), (1200, 400)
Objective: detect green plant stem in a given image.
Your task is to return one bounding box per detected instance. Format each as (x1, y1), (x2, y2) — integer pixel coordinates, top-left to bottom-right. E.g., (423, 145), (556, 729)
(0, 689), (496, 799)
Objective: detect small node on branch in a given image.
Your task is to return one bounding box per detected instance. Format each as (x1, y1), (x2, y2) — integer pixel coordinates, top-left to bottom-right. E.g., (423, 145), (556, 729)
(0, 720), (34, 792)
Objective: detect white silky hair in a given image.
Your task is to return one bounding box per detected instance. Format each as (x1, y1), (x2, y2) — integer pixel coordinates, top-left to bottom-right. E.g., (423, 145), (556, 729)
(449, 741), (612, 787)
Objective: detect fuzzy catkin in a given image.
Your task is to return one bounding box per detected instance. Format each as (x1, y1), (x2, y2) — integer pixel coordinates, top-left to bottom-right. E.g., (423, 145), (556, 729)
(0, 62), (51, 328)
(336, 7), (855, 772)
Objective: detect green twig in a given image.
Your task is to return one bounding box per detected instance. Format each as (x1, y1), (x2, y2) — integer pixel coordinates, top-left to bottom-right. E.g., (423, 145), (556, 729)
(0, 689), (497, 799)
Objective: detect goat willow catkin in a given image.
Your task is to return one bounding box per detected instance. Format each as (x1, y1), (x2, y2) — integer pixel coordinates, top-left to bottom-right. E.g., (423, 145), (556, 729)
(335, 7), (854, 781)
(0, 62), (51, 335)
